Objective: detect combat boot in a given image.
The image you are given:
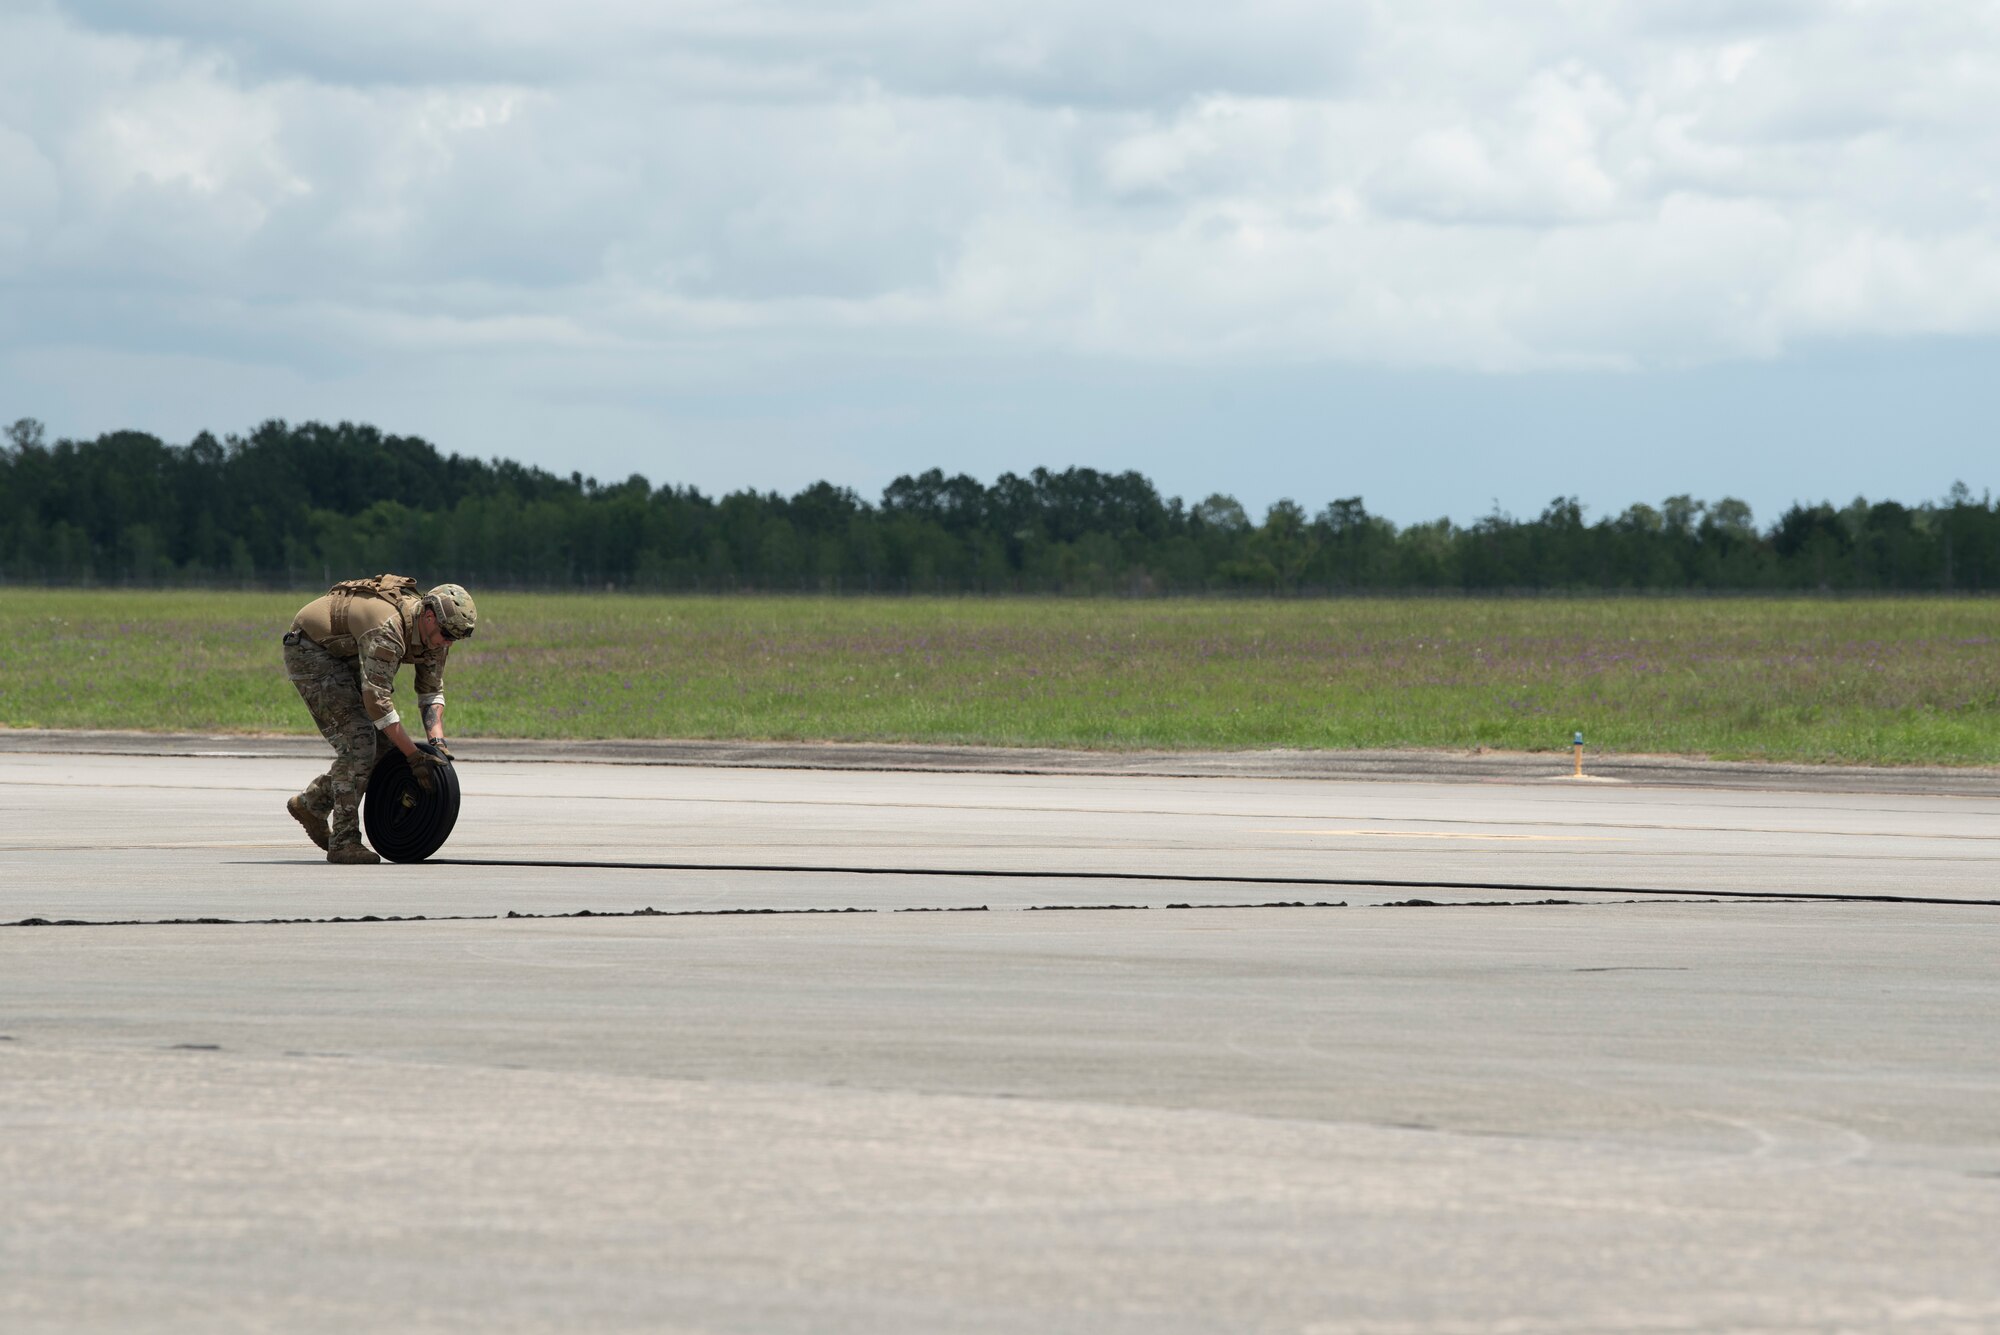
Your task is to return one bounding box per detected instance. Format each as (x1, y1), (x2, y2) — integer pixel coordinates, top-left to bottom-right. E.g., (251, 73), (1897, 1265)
(327, 840), (380, 866)
(287, 795), (330, 850)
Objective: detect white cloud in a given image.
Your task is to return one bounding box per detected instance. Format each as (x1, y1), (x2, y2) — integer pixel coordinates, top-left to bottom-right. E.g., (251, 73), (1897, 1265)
(4, 0), (2000, 392)
(0, 125), (61, 278)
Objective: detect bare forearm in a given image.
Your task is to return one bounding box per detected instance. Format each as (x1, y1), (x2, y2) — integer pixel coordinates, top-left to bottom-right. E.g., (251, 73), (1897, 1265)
(422, 700), (445, 740)
(381, 721), (420, 756)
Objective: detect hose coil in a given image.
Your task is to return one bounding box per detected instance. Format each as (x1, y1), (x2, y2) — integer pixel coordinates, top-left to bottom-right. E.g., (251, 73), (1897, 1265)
(362, 749), (462, 862)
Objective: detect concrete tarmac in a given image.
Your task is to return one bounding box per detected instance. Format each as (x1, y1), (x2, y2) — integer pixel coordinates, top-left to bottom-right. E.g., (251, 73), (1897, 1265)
(4, 738), (2000, 1332)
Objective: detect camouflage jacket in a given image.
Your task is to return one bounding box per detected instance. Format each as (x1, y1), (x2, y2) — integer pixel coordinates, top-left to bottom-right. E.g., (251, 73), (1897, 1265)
(291, 580), (448, 730)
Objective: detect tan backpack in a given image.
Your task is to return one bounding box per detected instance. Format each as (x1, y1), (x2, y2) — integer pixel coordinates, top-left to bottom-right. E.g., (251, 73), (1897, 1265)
(326, 574), (422, 639)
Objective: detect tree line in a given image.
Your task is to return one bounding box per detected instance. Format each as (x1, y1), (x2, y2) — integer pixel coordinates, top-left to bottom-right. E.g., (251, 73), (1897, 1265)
(4, 417), (1999, 593)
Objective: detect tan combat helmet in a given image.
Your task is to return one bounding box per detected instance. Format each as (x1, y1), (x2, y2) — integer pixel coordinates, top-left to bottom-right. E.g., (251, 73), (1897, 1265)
(424, 584), (478, 641)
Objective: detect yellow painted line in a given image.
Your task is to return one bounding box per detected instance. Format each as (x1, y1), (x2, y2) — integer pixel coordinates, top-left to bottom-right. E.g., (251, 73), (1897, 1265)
(1255, 829), (1627, 842)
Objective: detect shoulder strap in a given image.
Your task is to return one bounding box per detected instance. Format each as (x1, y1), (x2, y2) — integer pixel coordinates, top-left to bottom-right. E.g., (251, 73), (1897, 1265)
(326, 574), (421, 602)
(323, 575), (419, 640)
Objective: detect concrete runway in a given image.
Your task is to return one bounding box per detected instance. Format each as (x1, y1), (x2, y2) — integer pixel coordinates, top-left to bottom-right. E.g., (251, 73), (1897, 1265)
(4, 738), (2000, 1332)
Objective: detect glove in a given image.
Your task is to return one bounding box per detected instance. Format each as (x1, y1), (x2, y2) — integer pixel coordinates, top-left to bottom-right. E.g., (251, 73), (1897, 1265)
(407, 747), (440, 794)
(421, 738), (455, 764)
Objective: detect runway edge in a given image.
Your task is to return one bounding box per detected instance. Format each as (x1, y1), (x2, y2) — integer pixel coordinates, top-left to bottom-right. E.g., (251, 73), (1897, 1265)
(5, 726), (2000, 796)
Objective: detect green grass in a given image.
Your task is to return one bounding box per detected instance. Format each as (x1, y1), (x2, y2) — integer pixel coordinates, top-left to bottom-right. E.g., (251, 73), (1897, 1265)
(3, 588), (1998, 764)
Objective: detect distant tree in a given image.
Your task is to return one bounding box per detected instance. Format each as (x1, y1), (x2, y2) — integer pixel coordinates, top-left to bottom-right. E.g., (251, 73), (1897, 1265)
(5, 418), (47, 453)
(4, 415), (1996, 593)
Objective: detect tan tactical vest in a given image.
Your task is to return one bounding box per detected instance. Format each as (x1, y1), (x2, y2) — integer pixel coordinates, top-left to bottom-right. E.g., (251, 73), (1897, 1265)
(292, 574), (422, 657)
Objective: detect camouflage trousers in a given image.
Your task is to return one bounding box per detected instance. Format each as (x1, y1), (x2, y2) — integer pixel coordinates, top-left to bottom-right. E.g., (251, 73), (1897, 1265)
(284, 632), (388, 848)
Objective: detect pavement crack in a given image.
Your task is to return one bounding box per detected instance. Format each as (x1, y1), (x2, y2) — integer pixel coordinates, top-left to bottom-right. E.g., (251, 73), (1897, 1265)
(1574, 965), (1693, 973)
(421, 858), (2000, 906)
(502, 906), (875, 920)
(0, 896), (1837, 930)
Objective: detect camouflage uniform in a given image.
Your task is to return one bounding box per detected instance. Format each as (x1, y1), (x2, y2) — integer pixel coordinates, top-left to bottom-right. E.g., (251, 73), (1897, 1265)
(284, 576), (454, 854)
(284, 634), (393, 849)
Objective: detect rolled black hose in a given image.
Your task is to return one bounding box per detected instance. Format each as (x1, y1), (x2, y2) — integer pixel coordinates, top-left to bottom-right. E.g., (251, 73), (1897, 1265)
(362, 748), (462, 863)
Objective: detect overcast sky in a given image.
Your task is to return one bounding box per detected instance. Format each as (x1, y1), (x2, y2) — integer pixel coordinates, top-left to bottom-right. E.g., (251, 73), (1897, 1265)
(3, 0), (1996, 525)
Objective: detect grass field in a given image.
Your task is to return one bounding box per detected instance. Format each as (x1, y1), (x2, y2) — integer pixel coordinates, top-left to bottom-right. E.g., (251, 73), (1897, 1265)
(2, 588), (1997, 764)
